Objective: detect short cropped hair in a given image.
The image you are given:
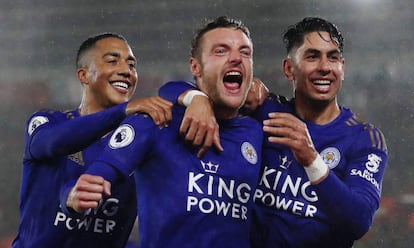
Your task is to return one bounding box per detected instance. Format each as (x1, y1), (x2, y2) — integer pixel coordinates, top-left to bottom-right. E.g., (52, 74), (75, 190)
(76, 32), (128, 69)
(190, 16), (251, 59)
(283, 17), (344, 56)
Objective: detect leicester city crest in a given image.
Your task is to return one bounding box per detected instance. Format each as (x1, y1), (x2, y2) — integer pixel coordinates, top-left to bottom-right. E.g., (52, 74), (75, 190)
(320, 147), (341, 169)
(241, 142), (258, 165)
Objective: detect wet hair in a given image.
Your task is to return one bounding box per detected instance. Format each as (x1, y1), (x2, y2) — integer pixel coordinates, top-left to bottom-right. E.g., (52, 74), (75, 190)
(76, 32), (128, 69)
(283, 17), (344, 56)
(190, 16), (251, 59)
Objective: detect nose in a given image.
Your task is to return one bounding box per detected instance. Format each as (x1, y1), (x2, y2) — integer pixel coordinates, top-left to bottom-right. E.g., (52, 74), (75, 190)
(118, 61), (132, 77)
(228, 50), (242, 65)
(318, 56), (332, 74)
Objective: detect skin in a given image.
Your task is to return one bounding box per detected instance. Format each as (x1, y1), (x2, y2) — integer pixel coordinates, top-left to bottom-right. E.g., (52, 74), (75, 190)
(67, 37), (173, 212)
(77, 37), (172, 124)
(78, 37), (138, 115)
(282, 31), (345, 124)
(190, 27), (253, 119)
(244, 76), (269, 111)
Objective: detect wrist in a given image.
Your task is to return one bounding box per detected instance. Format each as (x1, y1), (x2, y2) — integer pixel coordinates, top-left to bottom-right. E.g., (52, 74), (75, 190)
(304, 154), (329, 184)
(182, 90), (208, 107)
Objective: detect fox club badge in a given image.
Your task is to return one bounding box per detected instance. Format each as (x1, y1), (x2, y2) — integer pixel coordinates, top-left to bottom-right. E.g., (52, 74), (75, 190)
(241, 142), (258, 165)
(320, 147), (340, 169)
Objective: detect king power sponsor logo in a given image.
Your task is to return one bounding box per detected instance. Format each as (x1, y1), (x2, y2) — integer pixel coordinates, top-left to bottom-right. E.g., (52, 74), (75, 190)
(254, 166), (318, 217)
(54, 197), (119, 234)
(186, 160), (253, 220)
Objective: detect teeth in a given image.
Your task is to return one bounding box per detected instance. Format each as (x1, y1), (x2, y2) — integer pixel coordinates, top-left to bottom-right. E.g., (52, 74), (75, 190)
(112, 82), (129, 89)
(314, 80), (330, 85)
(225, 71), (241, 76)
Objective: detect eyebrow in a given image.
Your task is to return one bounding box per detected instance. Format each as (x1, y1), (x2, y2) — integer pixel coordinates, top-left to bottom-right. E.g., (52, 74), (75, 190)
(304, 48), (340, 55)
(103, 52), (136, 62)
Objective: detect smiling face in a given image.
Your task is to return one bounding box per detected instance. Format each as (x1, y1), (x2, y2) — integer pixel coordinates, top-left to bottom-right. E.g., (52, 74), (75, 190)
(190, 27), (253, 119)
(283, 31), (345, 108)
(78, 37), (138, 113)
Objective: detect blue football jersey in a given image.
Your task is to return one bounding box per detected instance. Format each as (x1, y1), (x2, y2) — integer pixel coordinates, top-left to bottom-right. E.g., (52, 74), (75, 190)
(86, 105), (263, 248)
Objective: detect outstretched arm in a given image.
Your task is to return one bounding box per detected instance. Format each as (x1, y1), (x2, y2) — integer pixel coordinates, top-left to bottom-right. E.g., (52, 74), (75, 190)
(28, 97), (172, 161)
(28, 103), (129, 160)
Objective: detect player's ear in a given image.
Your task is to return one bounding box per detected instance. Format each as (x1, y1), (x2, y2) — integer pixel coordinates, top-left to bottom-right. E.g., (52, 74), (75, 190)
(283, 58), (295, 81)
(190, 57), (202, 77)
(341, 58), (346, 81)
(77, 67), (89, 85)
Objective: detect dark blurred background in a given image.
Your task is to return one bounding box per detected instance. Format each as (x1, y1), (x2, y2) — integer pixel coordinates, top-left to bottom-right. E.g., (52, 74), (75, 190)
(1, 0), (413, 247)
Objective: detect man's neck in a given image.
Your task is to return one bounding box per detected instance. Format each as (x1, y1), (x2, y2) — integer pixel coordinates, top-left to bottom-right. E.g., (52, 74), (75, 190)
(294, 98), (341, 125)
(213, 106), (239, 120)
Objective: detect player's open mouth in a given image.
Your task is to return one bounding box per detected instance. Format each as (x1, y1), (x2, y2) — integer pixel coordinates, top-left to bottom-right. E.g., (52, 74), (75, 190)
(111, 81), (130, 90)
(313, 80), (331, 91)
(223, 71), (242, 90)
(313, 80), (330, 86)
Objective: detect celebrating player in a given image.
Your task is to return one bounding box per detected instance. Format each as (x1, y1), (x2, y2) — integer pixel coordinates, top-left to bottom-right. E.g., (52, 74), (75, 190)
(13, 33), (172, 248)
(66, 16), (263, 248)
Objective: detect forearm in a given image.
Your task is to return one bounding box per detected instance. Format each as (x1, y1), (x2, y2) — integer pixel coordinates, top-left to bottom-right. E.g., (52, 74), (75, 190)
(29, 103), (127, 159)
(315, 173), (376, 238)
(158, 80), (196, 103)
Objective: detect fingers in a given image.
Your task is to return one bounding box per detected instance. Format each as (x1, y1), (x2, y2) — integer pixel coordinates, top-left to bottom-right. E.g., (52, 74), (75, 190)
(244, 77), (268, 111)
(126, 97), (173, 127)
(196, 126), (223, 158)
(180, 95), (222, 157)
(103, 180), (112, 196)
(143, 97), (173, 127)
(180, 116), (210, 146)
(213, 129), (223, 152)
(263, 112), (317, 166)
(258, 79), (269, 105)
(263, 112), (307, 140)
(66, 174), (111, 213)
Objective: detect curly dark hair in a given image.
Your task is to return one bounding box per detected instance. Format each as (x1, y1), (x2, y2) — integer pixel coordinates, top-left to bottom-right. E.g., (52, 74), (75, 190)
(283, 17), (344, 55)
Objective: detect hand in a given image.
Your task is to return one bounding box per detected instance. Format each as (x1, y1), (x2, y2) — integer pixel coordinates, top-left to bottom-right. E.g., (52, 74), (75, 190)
(126, 96), (173, 127)
(263, 112), (317, 166)
(180, 95), (223, 158)
(244, 77), (269, 111)
(66, 174), (111, 213)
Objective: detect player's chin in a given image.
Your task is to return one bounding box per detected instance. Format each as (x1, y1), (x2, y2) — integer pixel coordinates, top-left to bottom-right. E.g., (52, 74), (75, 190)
(225, 97), (246, 110)
(111, 97), (129, 106)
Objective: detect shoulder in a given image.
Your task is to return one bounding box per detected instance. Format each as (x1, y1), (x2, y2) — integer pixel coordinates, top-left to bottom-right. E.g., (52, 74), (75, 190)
(123, 112), (162, 128)
(257, 94), (293, 118)
(28, 108), (76, 121)
(268, 93), (290, 105)
(116, 113), (163, 139)
(26, 109), (75, 136)
(342, 110), (387, 153)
